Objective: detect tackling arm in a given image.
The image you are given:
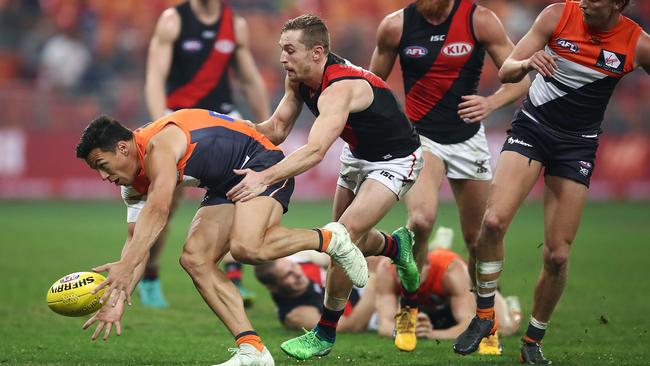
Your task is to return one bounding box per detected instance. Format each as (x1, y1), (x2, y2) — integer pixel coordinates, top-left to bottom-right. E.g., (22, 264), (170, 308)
(253, 76), (303, 145)
(635, 30), (650, 74)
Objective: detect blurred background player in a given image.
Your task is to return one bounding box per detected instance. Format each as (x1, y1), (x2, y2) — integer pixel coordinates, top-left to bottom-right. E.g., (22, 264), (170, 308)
(254, 253), (378, 333)
(374, 228), (521, 355)
(369, 0), (529, 351)
(141, 0), (270, 307)
(453, 0), (650, 364)
(228, 14), (423, 360)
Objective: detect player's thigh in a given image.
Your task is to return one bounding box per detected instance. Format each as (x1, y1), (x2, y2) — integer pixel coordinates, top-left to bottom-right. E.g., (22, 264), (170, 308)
(404, 150), (446, 216)
(543, 175), (587, 250)
(332, 185), (355, 221)
(338, 178), (398, 239)
(449, 178), (490, 238)
(184, 204), (235, 263)
(487, 151), (543, 225)
(231, 196), (283, 244)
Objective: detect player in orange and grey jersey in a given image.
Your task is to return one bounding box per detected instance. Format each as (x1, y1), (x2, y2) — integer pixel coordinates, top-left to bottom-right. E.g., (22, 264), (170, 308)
(454, 1), (650, 363)
(75, 109), (368, 366)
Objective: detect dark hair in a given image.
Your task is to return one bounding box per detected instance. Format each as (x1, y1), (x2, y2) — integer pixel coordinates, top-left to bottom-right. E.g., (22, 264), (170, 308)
(76, 115), (133, 159)
(254, 261), (278, 285)
(620, 0), (630, 10)
(281, 14), (330, 53)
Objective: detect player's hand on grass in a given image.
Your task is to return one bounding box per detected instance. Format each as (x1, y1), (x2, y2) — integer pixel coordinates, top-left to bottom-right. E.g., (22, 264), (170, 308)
(82, 292), (125, 341)
(227, 169), (268, 202)
(92, 261), (134, 307)
(458, 95), (495, 123)
(415, 312), (434, 339)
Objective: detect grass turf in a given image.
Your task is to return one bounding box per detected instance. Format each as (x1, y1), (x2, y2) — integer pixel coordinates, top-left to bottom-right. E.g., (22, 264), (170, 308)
(0, 200), (648, 365)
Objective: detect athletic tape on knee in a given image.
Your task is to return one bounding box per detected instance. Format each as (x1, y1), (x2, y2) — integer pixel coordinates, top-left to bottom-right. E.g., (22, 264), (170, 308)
(324, 292), (348, 311)
(477, 260), (503, 275)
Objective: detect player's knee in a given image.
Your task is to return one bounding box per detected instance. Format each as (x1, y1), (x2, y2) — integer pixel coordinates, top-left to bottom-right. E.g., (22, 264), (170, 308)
(407, 209), (436, 237)
(481, 212), (508, 238)
(543, 245), (571, 274)
(179, 248), (207, 276)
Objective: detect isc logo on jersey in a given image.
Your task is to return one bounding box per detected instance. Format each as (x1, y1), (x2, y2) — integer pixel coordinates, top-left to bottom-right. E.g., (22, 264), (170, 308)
(443, 42), (472, 57)
(404, 46), (428, 58)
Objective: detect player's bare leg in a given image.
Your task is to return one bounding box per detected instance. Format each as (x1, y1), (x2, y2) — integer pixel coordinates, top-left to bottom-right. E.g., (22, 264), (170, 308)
(405, 151), (446, 269)
(179, 205), (273, 366)
(449, 178), (490, 285)
(454, 151), (542, 355)
(518, 176), (586, 365)
(228, 197), (366, 289)
(281, 179), (417, 359)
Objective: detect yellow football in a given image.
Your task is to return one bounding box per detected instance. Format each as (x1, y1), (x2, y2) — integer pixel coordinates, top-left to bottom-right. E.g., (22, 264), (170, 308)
(46, 272), (107, 317)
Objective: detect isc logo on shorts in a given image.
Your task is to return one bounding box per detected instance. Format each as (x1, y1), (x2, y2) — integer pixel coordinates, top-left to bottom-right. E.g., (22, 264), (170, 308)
(380, 171), (395, 180)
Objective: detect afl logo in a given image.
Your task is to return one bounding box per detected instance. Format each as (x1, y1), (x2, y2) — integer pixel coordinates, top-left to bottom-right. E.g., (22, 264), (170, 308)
(214, 39), (235, 54)
(404, 46), (428, 58)
(443, 42), (473, 57)
(556, 38), (579, 53)
(182, 39), (202, 52)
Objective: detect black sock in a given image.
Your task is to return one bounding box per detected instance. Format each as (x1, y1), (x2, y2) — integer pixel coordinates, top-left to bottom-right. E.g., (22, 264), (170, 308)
(314, 307), (344, 343)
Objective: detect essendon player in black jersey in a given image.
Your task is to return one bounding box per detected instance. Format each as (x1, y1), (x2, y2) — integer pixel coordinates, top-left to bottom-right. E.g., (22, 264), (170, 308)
(370, 0), (529, 352)
(227, 14), (423, 360)
(142, 0), (270, 308)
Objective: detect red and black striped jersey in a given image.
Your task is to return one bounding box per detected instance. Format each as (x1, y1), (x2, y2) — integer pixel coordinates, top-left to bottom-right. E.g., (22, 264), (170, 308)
(522, 1), (641, 136)
(398, 0), (485, 144)
(298, 53), (420, 162)
(166, 1), (236, 114)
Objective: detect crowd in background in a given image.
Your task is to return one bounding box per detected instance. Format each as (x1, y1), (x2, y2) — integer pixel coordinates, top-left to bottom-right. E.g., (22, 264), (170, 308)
(0, 0), (649, 133)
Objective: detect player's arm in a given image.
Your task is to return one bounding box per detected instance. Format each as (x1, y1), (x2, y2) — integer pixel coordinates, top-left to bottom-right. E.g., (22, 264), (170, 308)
(369, 9), (403, 80)
(374, 261), (399, 337)
(227, 80), (363, 202)
(94, 126), (186, 306)
(420, 264), (475, 339)
(498, 4), (563, 83)
(232, 16), (270, 121)
(283, 306), (321, 330)
(635, 30), (650, 74)
(458, 6), (531, 123)
(145, 8), (180, 120)
(254, 76), (303, 145)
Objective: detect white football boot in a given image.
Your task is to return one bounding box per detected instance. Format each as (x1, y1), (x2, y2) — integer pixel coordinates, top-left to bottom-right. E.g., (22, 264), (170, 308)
(212, 343), (274, 366)
(323, 222), (369, 287)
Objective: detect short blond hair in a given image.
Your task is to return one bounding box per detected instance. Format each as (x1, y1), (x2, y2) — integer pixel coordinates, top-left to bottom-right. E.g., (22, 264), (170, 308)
(281, 14), (330, 53)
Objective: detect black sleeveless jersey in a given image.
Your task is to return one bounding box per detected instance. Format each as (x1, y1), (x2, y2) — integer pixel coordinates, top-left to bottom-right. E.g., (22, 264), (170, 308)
(398, 0), (485, 144)
(166, 1), (236, 114)
(298, 53), (420, 162)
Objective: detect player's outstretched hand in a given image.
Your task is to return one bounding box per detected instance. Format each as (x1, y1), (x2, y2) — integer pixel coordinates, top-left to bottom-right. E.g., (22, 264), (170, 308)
(415, 312), (434, 339)
(227, 169), (268, 202)
(82, 292), (125, 341)
(92, 261), (133, 308)
(458, 95), (495, 123)
(525, 50), (558, 78)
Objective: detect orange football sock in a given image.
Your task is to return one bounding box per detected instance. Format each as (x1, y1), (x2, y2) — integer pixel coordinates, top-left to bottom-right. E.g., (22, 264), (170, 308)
(236, 334), (265, 352)
(316, 228), (333, 253)
(523, 335), (542, 344)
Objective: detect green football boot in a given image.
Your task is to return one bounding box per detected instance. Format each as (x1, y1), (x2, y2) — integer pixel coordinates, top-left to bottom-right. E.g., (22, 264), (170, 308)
(391, 227), (419, 293)
(280, 329), (334, 360)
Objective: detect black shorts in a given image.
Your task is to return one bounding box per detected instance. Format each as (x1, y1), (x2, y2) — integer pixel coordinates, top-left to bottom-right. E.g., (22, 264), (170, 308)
(201, 150), (295, 213)
(501, 111), (598, 187)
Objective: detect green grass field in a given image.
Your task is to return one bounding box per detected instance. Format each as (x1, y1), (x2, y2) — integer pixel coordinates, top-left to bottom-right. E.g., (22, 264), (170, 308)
(0, 200), (648, 365)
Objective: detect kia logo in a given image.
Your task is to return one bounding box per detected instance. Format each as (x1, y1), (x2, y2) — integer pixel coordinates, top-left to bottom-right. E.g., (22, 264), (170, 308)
(443, 42), (472, 57)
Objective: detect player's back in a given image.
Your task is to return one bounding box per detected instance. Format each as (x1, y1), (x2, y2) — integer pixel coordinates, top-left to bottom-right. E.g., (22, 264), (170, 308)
(131, 109), (279, 194)
(523, 1), (642, 136)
